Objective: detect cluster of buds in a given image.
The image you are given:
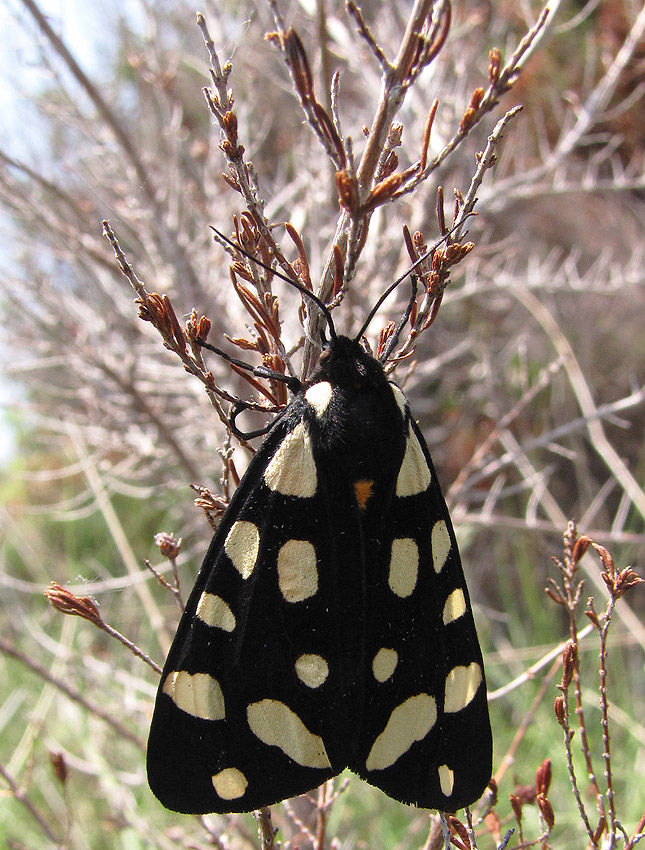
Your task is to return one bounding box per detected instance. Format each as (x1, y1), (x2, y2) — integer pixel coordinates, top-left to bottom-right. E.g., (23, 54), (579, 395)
(267, 27), (344, 168)
(593, 543), (642, 601)
(137, 291), (187, 354)
(185, 309), (212, 346)
(154, 532), (182, 560)
(509, 759), (555, 832)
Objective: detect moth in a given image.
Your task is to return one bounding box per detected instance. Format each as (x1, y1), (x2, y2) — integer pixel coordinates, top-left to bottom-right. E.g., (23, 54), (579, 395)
(147, 242), (492, 814)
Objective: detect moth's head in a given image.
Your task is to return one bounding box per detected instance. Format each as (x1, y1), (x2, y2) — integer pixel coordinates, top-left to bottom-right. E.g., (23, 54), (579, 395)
(317, 335), (387, 390)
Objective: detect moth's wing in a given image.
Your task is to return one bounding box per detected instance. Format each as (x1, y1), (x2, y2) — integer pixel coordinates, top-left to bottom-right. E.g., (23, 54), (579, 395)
(350, 413), (492, 811)
(147, 402), (360, 814)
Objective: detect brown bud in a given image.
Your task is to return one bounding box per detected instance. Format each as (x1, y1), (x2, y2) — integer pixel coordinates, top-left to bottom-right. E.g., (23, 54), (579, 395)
(362, 173), (404, 212)
(592, 542), (614, 574)
(535, 758), (551, 795)
(585, 599), (601, 628)
(459, 107), (477, 135)
(448, 816), (471, 849)
(222, 171), (241, 192)
(420, 101), (438, 172)
(224, 335), (258, 352)
(509, 794), (523, 822)
(50, 752), (68, 784)
(379, 150), (399, 181)
(469, 87), (485, 110)
(334, 170), (359, 213)
(197, 315), (211, 341)
(162, 294), (187, 353)
(571, 534), (591, 564)
(554, 695), (566, 726)
(488, 47), (502, 85)
(284, 28), (314, 102)
(223, 110), (238, 144)
(537, 793), (555, 830)
(561, 641), (577, 689)
(45, 582), (103, 627)
(154, 532), (182, 559)
(545, 587), (565, 605)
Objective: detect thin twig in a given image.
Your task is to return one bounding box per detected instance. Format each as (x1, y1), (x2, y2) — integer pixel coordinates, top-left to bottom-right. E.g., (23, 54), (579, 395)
(0, 636), (145, 749)
(0, 759), (61, 844)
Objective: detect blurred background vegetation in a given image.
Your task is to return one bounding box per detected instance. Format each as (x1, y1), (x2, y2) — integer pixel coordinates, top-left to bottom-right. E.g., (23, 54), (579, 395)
(0, 0), (643, 848)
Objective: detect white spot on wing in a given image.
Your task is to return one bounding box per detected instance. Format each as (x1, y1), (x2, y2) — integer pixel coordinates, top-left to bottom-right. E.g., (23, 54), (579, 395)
(264, 421), (317, 497)
(438, 764), (454, 796)
(432, 520), (451, 573)
(372, 648), (398, 682)
(305, 381), (333, 417)
(162, 671), (225, 720)
(247, 699), (331, 768)
(444, 663), (483, 713)
(295, 654), (329, 688)
(196, 592), (236, 632)
(225, 521), (260, 579)
(212, 767), (248, 800)
(396, 429), (431, 496)
(390, 383), (408, 416)
(442, 588), (467, 624)
(365, 693), (437, 771)
(277, 539), (318, 602)
(388, 538), (419, 597)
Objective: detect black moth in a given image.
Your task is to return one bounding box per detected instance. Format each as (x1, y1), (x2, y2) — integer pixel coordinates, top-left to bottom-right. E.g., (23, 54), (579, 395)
(147, 246), (492, 814)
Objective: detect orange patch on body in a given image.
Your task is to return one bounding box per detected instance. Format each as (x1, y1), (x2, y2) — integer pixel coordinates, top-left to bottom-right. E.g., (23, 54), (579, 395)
(354, 479), (374, 510)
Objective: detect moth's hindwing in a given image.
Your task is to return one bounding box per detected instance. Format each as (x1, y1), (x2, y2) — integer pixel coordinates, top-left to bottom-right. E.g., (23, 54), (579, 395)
(147, 336), (492, 814)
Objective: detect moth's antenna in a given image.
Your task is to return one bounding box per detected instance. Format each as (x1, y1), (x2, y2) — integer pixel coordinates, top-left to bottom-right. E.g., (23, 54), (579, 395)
(353, 216), (473, 344)
(378, 275), (418, 363)
(211, 227), (337, 341)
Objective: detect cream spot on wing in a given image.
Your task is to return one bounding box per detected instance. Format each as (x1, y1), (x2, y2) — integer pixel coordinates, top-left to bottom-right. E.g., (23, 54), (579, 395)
(212, 767), (248, 800)
(196, 592), (236, 632)
(372, 648), (398, 682)
(365, 694), (437, 771)
(438, 764), (455, 796)
(162, 671), (225, 720)
(432, 520), (451, 574)
(444, 663), (483, 713)
(247, 699), (331, 768)
(225, 521), (260, 579)
(388, 538), (419, 597)
(390, 383), (408, 417)
(305, 381), (333, 417)
(396, 429), (432, 496)
(442, 588), (467, 625)
(295, 654), (329, 688)
(277, 539), (318, 602)
(264, 421), (317, 497)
